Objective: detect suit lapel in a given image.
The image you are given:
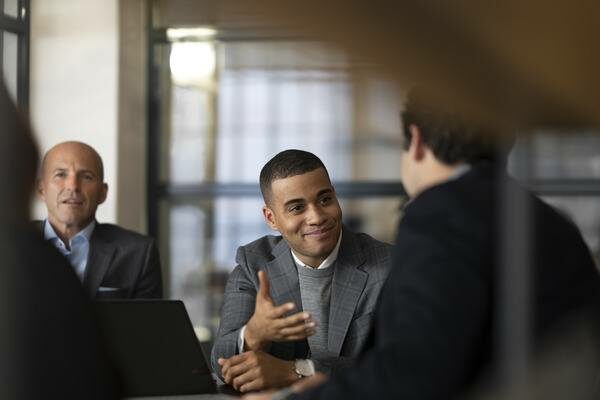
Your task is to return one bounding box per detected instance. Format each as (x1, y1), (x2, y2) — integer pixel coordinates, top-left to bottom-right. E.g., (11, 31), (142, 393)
(264, 239), (303, 312)
(328, 229), (368, 356)
(83, 225), (116, 298)
(263, 239), (309, 359)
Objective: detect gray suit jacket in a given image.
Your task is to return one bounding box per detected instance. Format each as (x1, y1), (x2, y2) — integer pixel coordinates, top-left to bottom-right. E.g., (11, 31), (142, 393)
(34, 221), (163, 299)
(211, 226), (391, 377)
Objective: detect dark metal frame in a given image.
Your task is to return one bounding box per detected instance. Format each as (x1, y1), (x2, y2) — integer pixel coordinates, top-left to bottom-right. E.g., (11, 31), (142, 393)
(0, 0), (30, 112)
(146, 2), (159, 239)
(157, 181), (406, 199)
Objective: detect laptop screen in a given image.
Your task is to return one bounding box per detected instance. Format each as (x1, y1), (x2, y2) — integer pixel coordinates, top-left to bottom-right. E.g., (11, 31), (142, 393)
(94, 300), (216, 397)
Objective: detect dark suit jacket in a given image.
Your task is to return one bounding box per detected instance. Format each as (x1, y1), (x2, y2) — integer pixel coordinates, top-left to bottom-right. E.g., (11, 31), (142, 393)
(295, 163), (600, 400)
(211, 226), (391, 378)
(34, 221), (163, 299)
(0, 226), (121, 399)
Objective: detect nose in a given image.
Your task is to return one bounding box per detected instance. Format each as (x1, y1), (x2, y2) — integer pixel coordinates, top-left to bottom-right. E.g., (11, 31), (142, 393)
(306, 204), (327, 226)
(64, 173), (80, 191)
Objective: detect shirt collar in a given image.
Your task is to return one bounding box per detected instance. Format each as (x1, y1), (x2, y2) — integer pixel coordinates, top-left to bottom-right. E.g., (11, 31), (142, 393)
(290, 230), (343, 270)
(449, 163), (471, 180)
(402, 163), (472, 210)
(43, 219), (96, 246)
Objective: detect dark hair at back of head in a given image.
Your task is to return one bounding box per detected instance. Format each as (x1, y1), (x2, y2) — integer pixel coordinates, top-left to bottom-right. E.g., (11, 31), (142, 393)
(401, 87), (513, 165)
(260, 149), (329, 203)
(0, 83), (38, 224)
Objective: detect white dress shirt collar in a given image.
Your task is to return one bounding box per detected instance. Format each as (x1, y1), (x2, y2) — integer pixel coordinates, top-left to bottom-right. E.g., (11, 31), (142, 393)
(290, 230), (343, 270)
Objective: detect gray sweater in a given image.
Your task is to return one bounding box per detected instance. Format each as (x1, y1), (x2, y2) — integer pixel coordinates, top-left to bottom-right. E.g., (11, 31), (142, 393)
(297, 264), (335, 362)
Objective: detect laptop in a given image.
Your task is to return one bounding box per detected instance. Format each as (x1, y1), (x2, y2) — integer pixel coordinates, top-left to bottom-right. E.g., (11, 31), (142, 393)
(94, 300), (218, 397)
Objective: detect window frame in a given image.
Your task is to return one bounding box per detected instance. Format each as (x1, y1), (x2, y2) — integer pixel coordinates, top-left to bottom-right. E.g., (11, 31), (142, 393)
(0, 0), (30, 112)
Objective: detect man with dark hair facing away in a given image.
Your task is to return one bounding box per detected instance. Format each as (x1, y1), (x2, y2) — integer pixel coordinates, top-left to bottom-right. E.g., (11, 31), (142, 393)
(212, 149), (391, 392)
(246, 89), (600, 400)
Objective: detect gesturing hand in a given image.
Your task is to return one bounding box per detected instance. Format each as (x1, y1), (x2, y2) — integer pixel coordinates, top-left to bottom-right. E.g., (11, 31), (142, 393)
(218, 350), (297, 392)
(244, 270), (316, 351)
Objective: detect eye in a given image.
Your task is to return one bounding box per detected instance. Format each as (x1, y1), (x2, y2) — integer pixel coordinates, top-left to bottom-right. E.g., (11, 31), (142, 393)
(53, 171), (67, 178)
(82, 174), (94, 181)
(319, 196), (332, 205)
(288, 204), (304, 214)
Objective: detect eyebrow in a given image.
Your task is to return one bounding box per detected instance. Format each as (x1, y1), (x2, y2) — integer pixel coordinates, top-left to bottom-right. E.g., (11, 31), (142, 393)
(51, 167), (97, 176)
(282, 188), (333, 208)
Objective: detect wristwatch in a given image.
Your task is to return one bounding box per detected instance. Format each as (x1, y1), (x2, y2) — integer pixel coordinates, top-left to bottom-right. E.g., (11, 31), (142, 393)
(294, 359), (314, 379)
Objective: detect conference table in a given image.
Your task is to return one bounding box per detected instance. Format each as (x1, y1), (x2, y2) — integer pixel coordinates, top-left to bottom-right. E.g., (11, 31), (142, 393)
(126, 375), (241, 399)
(128, 395), (236, 400)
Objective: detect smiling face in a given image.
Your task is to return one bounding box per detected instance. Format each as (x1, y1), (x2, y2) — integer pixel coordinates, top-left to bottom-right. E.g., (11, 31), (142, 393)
(37, 142), (107, 239)
(262, 168), (342, 267)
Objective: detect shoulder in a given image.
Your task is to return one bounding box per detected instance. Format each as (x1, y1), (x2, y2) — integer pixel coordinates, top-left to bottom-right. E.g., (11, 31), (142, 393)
(343, 230), (392, 274)
(235, 234), (285, 266)
(351, 231), (392, 260)
(401, 168), (494, 243)
(93, 223), (155, 246)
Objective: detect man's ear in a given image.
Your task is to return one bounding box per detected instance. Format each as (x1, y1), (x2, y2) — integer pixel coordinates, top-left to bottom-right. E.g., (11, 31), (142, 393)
(98, 183), (108, 205)
(408, 124), (427, 161)
(36, 179), (46, 201)
(262, 205), (278, 231)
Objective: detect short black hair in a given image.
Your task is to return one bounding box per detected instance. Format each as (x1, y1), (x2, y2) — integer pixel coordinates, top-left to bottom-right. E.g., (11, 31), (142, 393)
(260, 149), (329, 204)
(401, 87), (512, 165)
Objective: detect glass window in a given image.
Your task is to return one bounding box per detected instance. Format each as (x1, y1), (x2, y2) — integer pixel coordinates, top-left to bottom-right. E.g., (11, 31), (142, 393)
(3, 0), (19, 19)
(2, 31), (18, 104)
(160, 199), (212, 340)
(509, 132), (600, 179)
(160, 40), (404, 186)
(338, 198), (402, 245)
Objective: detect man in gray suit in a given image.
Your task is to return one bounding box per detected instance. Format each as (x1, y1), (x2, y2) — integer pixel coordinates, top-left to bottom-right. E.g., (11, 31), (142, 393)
(212, 149), (391, 393)
(36, 141), (162, 299)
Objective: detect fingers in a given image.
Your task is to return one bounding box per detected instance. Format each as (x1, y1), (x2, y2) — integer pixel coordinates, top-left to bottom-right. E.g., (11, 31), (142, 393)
(267, 302), (296, 318)
(278, 311), (312, 328)
(238, 374), (266, 393)
(242, 393), (274, 400)
(279, 320), (316, 338)
(220, 353), (248, 382)
(233, 369), (262, 392)
(256, 270), (272, 302)
(222, 355), (252, 384)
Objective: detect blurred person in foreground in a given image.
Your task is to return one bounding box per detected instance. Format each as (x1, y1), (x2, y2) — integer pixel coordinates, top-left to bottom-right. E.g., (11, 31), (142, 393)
(0, 84), (121, 399)
(212, 149), (391, 392)
(245, 88), (600, 399)
(35, 141), (163, 299)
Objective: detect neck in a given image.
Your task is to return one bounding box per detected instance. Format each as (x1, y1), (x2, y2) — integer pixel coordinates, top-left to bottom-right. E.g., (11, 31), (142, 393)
(298, 255), (326, 269)
(48, 219), (91, 245)
(412, 159), (466, 197)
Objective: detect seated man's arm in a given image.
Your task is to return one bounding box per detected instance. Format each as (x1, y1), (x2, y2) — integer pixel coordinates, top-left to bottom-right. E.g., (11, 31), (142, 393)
(213, 261), (316, 391)
(132, 239), (163, 299)
(211, 264), (258, 377)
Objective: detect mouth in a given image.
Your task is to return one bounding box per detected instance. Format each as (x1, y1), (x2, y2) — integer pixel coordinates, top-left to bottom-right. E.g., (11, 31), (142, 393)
(61, 199), (84, 206)
(303, 225), (335, 239)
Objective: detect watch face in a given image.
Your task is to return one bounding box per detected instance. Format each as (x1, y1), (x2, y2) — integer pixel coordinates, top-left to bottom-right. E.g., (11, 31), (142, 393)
(295, 359), (313, 377)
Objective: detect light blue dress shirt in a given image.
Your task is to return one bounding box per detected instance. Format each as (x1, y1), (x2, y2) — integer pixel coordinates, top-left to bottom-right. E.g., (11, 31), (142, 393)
(43, 219), (96, 282)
